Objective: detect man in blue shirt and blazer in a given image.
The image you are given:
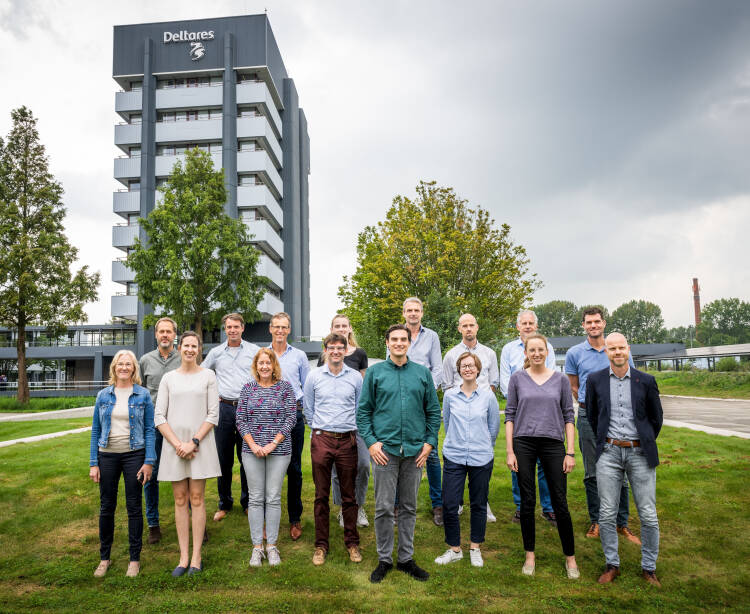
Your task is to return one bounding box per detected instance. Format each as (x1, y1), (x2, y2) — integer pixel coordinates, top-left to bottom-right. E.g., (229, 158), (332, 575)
(586, 332), (663, 587)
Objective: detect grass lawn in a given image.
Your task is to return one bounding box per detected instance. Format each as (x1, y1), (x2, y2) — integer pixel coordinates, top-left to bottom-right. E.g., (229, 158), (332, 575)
(0, 417), (92, 442)
(647, 371), (750, 399)
(0, 396), (95, 413)
(0, 426), (748, 613)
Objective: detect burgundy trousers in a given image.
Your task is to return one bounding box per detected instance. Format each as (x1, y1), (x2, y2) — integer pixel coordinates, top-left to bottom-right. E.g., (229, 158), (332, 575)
(310, 430), (360, 550)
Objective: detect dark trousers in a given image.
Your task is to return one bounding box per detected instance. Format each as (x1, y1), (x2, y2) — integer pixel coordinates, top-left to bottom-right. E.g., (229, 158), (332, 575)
(513, 436), (575, 556)
(442, 456), (493, 546)
(215, 400), (248, 511)
(98, 449), (145, 561)
(143, 430), (163, 527)
(286, 408), (305, 523)
(310, 431), (359, 550)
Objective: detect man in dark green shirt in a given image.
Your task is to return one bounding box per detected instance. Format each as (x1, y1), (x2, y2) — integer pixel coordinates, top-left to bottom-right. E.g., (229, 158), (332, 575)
(357, 324), (440, 584)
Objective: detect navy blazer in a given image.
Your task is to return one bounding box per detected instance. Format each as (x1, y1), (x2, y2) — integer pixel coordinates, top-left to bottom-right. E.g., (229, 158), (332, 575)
(586, 366), (663, 468)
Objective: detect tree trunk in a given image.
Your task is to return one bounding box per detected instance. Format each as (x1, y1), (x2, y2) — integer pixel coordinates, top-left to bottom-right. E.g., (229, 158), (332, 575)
(16, 325), (29, 404)
(194, 316), (203, 363)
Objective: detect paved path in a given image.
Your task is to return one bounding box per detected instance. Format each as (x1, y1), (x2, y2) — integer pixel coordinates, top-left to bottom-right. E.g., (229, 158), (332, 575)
(0, 427), (91, 448)
(0, 406), (94, 422)
(660, 395), (750, 438)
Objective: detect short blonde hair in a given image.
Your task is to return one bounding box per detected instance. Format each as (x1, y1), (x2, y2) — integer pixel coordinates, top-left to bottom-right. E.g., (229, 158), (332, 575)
(108, 350), (142, 385)
(251, 348), (283, 383)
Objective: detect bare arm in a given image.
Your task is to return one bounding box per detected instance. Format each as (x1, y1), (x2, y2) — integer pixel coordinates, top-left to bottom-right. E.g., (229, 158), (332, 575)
(567, 374), (579, 402)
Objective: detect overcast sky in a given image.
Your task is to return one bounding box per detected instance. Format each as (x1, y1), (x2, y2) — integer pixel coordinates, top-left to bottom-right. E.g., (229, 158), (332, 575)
(1, 0), (748, 335)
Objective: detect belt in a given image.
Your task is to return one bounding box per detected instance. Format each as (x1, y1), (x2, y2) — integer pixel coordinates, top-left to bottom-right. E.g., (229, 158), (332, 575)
(606, 437), (640, 448)
(578, 402), (586, 409)
(296, 400), (303, 410)
(315, 429), (355, 439)
(220, 398), (239, 406)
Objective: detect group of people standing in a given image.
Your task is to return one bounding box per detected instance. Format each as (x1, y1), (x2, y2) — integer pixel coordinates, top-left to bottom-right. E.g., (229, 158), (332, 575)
(88, 300), (664, 587)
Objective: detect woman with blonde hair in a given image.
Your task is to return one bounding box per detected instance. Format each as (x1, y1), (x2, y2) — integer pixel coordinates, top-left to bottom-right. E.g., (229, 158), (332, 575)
(237, 348), (298, 566)
(318, 314), (368, 377)
(505, 332), (579, 579)
(89, 349), (156, 578)
(155, 331), (221, 577)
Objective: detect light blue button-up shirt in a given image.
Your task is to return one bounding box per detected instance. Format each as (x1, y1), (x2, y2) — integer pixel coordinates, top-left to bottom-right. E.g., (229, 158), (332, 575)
(564, 339), (634, 407)
(203, 340), (260, 399)
(270, 343), (310, 403)
(407, 325), (442, 389)
(303, 363), (362, 431)
(442, 341), (499, 392)
(607, 367), (639, 440)
(442, 386), (500, 466)
(499, 337), (557, 397)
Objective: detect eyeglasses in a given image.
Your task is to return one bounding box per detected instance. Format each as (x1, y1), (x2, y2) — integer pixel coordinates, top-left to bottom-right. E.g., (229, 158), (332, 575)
(460, 364), (477, 371)
(326, 346), (346, 352)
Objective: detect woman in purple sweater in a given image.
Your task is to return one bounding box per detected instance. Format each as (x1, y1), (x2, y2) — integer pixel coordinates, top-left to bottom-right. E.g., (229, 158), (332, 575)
(505, 333), (579, 579)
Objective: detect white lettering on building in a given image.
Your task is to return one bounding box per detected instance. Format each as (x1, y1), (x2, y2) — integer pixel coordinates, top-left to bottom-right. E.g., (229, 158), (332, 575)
(163, 30), (215, 44)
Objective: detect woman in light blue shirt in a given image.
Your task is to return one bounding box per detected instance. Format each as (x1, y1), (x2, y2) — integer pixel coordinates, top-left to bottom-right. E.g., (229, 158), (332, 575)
(435, 351), (500, 568)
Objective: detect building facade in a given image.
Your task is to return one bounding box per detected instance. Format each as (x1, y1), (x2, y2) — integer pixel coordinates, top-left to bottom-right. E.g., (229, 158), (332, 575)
(112, 15), (310, 354)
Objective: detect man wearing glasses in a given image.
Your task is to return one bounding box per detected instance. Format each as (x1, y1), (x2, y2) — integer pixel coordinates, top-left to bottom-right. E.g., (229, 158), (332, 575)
(304, 333), (364, 566)
(269, 312), (310, 541)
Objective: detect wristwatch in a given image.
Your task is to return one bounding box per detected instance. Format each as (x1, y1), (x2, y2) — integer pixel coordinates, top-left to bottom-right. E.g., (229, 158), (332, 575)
(566, 453), (575, 457)
(192, 437), (200, 448)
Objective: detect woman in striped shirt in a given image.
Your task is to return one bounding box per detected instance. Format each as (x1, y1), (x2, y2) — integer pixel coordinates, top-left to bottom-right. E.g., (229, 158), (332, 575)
(236, 348), (298, 567)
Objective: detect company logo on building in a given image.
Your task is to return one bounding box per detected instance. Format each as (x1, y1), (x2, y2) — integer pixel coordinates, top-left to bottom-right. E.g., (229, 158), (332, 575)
(189, 42), (206, 61)
(163, 30), (214, 61)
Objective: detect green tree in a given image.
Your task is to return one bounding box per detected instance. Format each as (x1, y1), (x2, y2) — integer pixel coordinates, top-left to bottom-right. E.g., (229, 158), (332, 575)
(664, 325), (696, 346)
(338, 181), (539, 357)
(0, 107), (100, 403)
(696, 298), (750, 345)
(127, 148), (267, 339)
(608, 300), (666, 343)
(534, 300), (580, 336)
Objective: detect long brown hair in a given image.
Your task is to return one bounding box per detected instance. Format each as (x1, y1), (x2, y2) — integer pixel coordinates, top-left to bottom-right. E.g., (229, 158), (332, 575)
(523, 333), (549, 369)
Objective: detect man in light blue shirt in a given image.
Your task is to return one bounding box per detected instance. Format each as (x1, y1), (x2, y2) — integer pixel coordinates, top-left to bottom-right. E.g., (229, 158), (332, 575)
(269, 312), (310, 541)
(400, 297), (444, 526)
(304, 333), (363, 566)
(202, 312), (260, 521)
(565, 306), (639, 545)
(499, 309), (558, 526)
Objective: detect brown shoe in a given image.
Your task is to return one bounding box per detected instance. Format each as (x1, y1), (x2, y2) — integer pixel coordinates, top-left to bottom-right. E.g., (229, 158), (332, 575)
(597, 564), (621, 584)
(148, 525), (162, 545)
(290, 522), (302, 541)
(642, 569), (662, 587)
(312, 547), (326, 566)
(618, 526), (642, 545)
(586, 523), (600, 538)
(432, 506), (444, 527)
(348, 545), (363, 563)
(213, 509), (228, 522)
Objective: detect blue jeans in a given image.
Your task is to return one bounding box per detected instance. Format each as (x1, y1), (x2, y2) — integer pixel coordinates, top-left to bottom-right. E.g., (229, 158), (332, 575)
(442, 457), (493, 546)
(596, 444), (659, 571)
(511, 459), (553, 513)
(577, 410), (629, 526)
(144, 430), (163, 527)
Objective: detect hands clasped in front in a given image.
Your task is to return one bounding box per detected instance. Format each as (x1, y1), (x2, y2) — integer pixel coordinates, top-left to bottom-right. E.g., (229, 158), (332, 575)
(369, 441), (433, 467)
(175, 440), (197, 460)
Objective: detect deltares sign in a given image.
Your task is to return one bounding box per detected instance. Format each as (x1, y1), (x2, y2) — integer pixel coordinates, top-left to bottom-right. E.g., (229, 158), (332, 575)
(163, 30), (215, 43)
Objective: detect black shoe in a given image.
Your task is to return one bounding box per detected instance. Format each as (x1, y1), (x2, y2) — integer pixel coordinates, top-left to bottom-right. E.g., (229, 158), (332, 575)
(370, 561), (393, 583)
(541, 511), (557, 527)
(396, 559), (429, 581)
(432, 506), (444, 527)
(148, 525), (162, 544)
(512, 509), (521, 524)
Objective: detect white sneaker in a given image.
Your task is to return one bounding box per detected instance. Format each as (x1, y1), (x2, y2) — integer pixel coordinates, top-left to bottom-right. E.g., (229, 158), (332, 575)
(457, 505), (464, 515)
(469, 548), (484, 567)
(435, 549), (463, 565)
(486, 504), (496, 523)
(266, 545), (281, 567)
(338, 509), (344, 527)
(249, 547), (265, 567)
(357, 506), (369, 527)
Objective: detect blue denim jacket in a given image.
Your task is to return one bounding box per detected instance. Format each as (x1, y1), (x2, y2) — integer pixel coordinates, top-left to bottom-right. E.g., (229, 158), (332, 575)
(89, 384), (156, 466)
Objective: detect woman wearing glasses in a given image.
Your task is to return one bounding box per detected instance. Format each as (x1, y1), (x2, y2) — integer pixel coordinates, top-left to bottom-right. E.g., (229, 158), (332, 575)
(434, 351), (500, 568)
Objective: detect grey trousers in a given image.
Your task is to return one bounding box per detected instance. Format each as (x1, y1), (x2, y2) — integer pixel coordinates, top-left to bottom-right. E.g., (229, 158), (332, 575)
(372, 451), (422, 564)
(332, 432), (371, 506)
(241, 452), (291, 546)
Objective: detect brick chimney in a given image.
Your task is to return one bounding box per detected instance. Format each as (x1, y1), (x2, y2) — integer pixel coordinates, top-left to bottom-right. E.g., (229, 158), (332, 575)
(692, 278), (701, 326)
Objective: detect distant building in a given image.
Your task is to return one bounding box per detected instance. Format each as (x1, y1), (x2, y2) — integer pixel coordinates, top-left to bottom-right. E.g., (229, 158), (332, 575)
(111, 14), (310, 354)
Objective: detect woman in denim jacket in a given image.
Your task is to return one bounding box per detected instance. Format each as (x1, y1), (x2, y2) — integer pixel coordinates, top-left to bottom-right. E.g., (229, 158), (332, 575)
(89, 349), (156, 578)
